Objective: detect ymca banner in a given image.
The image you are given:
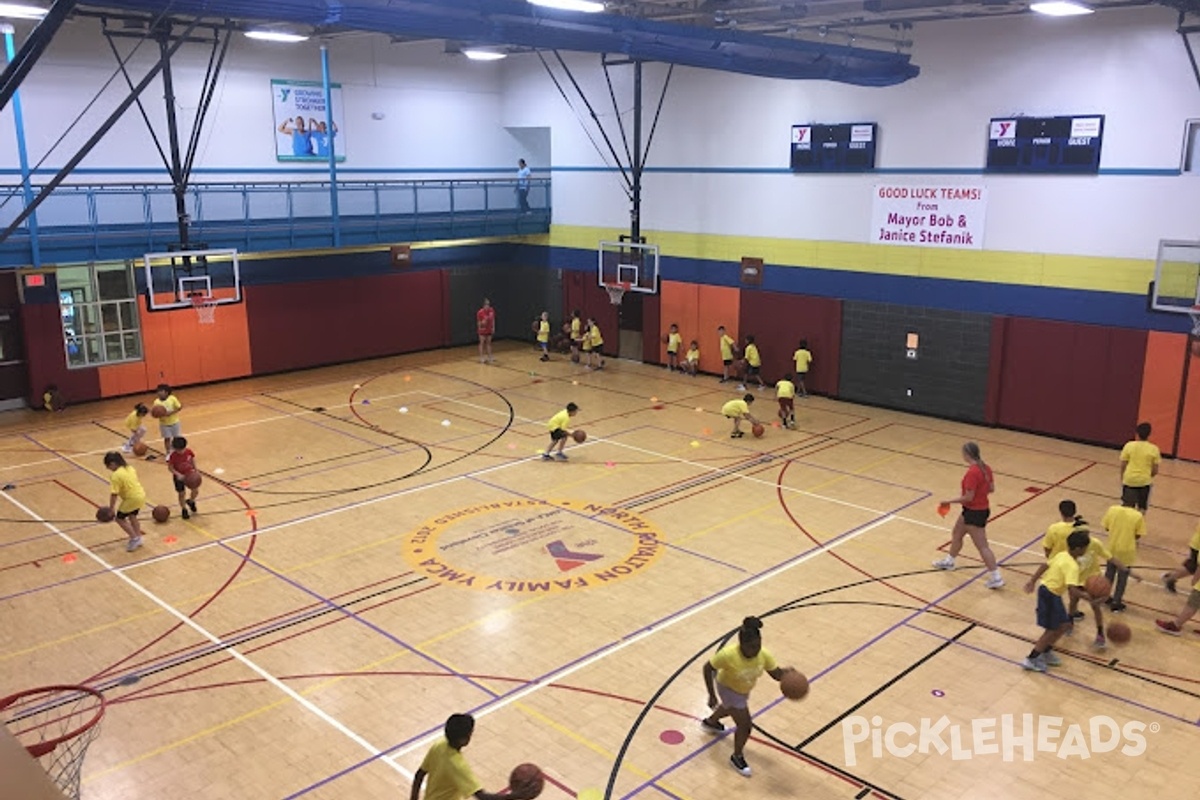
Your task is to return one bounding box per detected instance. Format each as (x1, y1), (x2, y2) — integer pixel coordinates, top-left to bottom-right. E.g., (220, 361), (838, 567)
(271, 79), (346, 162)
(870, 185), (987, 250)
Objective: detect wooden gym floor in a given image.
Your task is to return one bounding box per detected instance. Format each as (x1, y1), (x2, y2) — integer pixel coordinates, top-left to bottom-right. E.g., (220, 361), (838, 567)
(1, 342), (1198, 799)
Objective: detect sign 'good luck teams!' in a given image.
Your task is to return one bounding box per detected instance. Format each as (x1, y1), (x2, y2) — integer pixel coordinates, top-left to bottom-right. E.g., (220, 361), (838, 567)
(871, 185), (987, 250)
(271, 79), (346, 162)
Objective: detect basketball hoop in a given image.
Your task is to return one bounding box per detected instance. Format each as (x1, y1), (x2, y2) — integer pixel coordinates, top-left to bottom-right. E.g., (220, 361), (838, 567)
(603, 281), (630, 306)
(1, 685), (105, 800)
(190, 293), (218, 324)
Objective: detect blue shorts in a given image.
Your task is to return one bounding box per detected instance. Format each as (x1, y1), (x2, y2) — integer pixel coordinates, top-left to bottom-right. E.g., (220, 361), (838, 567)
(1036, 585), (1070, 631)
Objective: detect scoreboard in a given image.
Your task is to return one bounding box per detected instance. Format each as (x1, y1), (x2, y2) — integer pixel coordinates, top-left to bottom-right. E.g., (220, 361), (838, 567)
(790, 123), (877, 172)
(986, 115), (1104, 174)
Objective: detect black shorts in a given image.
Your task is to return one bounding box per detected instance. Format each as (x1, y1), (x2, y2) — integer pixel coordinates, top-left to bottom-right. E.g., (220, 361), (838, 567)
(173, 477), (187, 493)
(116, 508), (139, 520)
(1036, 585), (1070, 631)
(747, 365), (760, 375)
(962, 508), (990, 528)
(1121, 484), (1151, 509)
(550, 428), (568, 442)
(1185, 548), (1198, 574)
(723, 358), (733, 366)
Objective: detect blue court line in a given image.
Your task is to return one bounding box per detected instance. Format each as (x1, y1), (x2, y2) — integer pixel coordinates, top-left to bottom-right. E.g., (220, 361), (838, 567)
(284, 494), (926, 799)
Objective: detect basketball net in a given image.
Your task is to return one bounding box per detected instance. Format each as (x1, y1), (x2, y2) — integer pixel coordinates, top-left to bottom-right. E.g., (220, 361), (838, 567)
(191, 294), (218, 325)
(603, 282), (629, 306)
(1, 685), (105, 800)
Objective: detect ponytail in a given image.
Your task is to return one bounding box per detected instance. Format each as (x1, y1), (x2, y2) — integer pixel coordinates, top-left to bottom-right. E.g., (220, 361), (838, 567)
(964, 442), (993, 492)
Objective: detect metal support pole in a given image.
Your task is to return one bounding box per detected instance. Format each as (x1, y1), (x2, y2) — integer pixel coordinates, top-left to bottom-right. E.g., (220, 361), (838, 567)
(631, 59), (642, 243)
(0, 0), (77, 113)
(321, 44), (341, 247)
(156, 24), (190, 249)
(3, 26), (39, 266)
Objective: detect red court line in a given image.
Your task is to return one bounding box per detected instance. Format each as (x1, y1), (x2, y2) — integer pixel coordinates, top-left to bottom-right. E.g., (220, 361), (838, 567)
(52, 478), (103, 509)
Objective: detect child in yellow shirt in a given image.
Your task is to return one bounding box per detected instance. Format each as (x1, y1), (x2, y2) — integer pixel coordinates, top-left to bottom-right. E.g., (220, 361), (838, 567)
(776, 373), (796, 429)
(664, 323), (682, 372)
(122, 403), (150, 454)
(1041, 499), (1086, 558)
(793, 339), (813, 397)
(682, 341), (700, 376)
(1022, 530), (1090, 671)
(717, 325), (737, 384)
(535, 312), (551, 362)
(1156, 559), (1200, 636)
(740, 335), (765, 391)
(722, 394), (760, 439)
(1101, 498), (1145, 613)
(1162, 520), (1200, 594)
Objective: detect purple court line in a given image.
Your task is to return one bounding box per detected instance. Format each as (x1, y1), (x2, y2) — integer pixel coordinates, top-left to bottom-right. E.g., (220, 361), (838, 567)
(618, 510), (1053, 798)
(12, 432), (502, 701)
(466, 475), (749, 574)
(636, 423), (932, 494)
(283, 496), (927, 799)
(649, 784), (685, 799)
(902, 622), (1196, 726)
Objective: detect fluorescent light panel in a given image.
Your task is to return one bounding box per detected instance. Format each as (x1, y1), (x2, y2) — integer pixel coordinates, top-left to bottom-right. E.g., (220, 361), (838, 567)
(528, 0), (606, 13)
(1030, 1), (1093, 16)
(0, 3), (48, 20)
(463, 48), (507, 61)
(244, 30), (309, 43)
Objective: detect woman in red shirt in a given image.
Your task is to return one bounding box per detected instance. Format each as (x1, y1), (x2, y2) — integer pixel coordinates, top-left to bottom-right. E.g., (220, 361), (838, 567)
(476, 298), (495, 364)
(933, 442), (1004, 589)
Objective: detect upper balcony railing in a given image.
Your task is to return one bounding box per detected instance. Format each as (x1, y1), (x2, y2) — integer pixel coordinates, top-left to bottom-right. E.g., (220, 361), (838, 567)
(0, 177), (551, 266)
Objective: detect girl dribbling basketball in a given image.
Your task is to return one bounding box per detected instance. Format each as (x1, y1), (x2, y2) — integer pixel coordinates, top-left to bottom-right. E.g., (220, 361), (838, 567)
(932, 442), (1004, 589)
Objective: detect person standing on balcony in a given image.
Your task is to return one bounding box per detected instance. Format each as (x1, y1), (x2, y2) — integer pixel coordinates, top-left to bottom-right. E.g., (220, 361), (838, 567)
(516, 158), (531, 214)
(278, 117), (312, 157)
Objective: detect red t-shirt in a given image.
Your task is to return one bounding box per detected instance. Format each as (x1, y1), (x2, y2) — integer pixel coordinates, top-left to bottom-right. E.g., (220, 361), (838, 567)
(168, 448), (196, 476)
(476, 307), (495, 336)
(961, 463), (992, 510)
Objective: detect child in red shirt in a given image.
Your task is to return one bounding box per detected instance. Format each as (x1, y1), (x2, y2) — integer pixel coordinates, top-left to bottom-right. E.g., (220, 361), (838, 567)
(167, 436), (200, 519)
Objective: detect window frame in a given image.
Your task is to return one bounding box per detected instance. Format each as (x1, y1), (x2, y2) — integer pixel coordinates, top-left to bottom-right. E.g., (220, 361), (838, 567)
(59, 262), (144, 370)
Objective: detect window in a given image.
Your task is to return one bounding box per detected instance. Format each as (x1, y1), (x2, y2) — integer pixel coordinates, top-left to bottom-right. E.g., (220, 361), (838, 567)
(58, 262), (142, 368)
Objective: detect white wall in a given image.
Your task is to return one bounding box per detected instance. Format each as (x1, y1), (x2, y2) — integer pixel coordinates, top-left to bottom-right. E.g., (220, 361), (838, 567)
(500, 6), (1200, 261)
(0, 19), (533, 182)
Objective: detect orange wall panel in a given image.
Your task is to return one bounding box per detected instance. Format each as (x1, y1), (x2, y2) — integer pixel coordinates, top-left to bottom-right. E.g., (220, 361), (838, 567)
(139, 301), (177, 389)
(97, 361), (149, 399)
(659, 281), (700, 364)
(1176, 350), (1200, 461)
(1135, 331), (1187, 457)
(696, 284), (741, 376)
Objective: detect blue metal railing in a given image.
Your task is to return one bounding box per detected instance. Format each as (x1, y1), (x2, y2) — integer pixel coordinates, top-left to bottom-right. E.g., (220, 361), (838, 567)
(0, 177), (551, 266)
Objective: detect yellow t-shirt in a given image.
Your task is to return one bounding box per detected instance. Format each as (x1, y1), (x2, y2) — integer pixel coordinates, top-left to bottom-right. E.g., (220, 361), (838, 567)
(1076, 537), (1112, 581)
(537, 320), (549, 343)
(1190, 523), (1200, 552)
(1120, 440), (1160, 487)
(1102, 505), (1145, 565)
(722, 399), (749, 418)
(1041, 521), (1075, 557)
(719, 334), (735, 361)
(154, 395), (181, 426)
(776, 380), (796, 400)
(124, 410), (144, 432)
(745, 343), (761, 368)
(43, 391), (54, 411)
(548, 409), (570, 432)
(589, 324), (603, 348)
(418, 739), (482, 800)
(667, 332), (682, 353)
(793, 349), (813, 374)
(570, 318), (581, 339)
(686, 347), (699, 364)
(710, 641), (777, 695)
(1040, 550), (1082, 596)
(109, 466), (146, 514)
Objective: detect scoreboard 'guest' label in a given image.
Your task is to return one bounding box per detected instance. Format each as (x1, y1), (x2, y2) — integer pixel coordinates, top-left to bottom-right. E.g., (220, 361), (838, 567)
(870, 185), (987, 250)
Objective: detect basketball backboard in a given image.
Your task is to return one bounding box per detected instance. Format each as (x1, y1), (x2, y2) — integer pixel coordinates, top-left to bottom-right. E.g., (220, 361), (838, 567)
(142, 248), (242, 311)
(1150, 240), (1200, 313)
(599, 240), (659, 295)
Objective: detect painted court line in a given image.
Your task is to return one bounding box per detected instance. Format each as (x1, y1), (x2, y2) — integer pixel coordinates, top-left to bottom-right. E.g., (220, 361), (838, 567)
(0, 489), (408, 779)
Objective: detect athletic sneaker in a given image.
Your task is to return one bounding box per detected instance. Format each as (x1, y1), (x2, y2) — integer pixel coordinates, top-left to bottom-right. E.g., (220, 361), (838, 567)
(931, 556), (956, 571)
(700, 718), (725, 734)
(1022, 656), (1047, 672)
(1093, 633), (1107, 650)
(182, 508), (190, 520)
(1109, 602), (1127, 613)
(126, 536), (142, 553)
(729, 754), (751, 777)
(985, 574), (1005, 589)
(120, 445), (132, 454)
(1070, 611), (1085, 620)
(730, 431), (744, 439)
(187, 499), (197, 513)
(555, 452), (568, 461)
(1162, 573), (1177, 593)
(1042, 651), (1062, 667)
(736, 384), (746, 391)
(541, 453), (553, 461)
(1156, 620), (1183, 636)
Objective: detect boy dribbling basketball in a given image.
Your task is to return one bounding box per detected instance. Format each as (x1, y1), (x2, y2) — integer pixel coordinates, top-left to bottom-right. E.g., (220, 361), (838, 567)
(153, 384), (183, 453)
(776, 373), (796, 429)
(122, 403), (149, 454)
(1022, 529), (1090, 671)
(167, 436), (200, 520)
(410, 713), (538, 800)
(543, 402), (579, 461)
(722, 394), (760, 439)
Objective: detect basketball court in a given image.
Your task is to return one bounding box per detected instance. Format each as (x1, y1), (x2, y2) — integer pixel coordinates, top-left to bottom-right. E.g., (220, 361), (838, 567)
(2, 337), (1199, 799)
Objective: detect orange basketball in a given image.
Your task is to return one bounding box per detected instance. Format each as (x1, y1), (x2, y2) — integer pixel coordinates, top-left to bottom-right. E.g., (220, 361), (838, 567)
(95, 507), (114, 523)
(1107, 621), (1131, 644)
(151, 404), (168, 418)
(1085, 575), (1111, 599)
(132, 442), (148, 457)
(780, 669), (809, 700)
(661, 333), (670, 344)
(508, 763), (544, 798)
(751, 423), (765, 438)
(183, 471), (203, 490)
(572, 429), (586, 443)
(152, 505), (170, 523)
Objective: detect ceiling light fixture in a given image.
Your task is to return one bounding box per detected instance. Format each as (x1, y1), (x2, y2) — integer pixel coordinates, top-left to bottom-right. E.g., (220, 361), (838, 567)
(463, 48), (507, 61)
(0, 3), (48, 20)
(527, 0), (606, 13)
(1030, 1), (1093, 16)
(244, 30), (309, 43)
